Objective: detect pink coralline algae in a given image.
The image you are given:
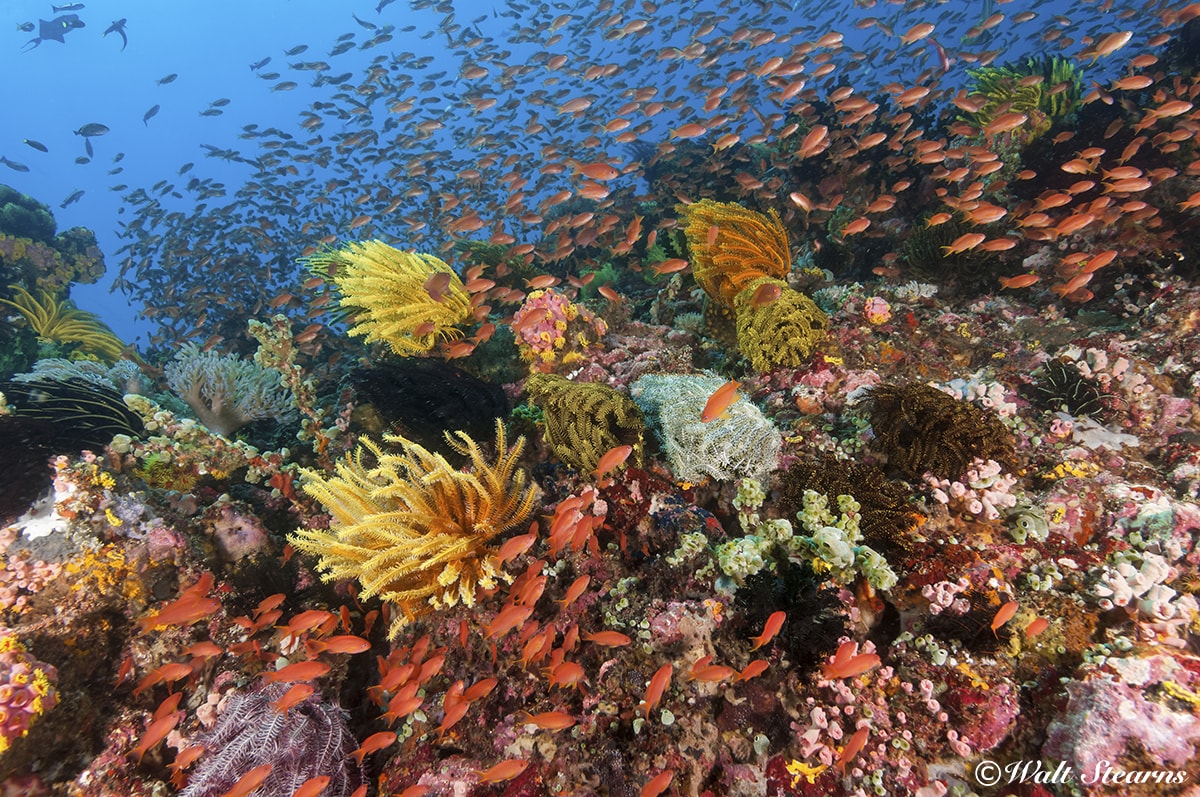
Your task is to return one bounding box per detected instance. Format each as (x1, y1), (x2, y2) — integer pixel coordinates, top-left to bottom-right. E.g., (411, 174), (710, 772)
(510, 288), (607, 373)
(1043, 657), (1200, 778)
(0, 628), (58, 754)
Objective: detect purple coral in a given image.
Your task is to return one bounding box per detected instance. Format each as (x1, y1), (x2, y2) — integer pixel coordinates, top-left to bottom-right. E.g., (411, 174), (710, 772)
(179, 683), (364, 797)
(1043, 668), (1200, 777)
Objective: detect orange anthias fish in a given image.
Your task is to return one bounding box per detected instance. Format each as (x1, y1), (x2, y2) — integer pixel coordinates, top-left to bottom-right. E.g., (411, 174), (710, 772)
(477, 759), (530, 784)
(260, 660), (332, 684)
(749, 611), (786, 650)
(992, 601), (1019, 636)
(736, 660), (770, 682)
(423, 271), (453, 302)
(221, 764), (274, 797)
(641, 770), (676, 797)
(592, 444), (634, 482)
(836, 727), (870, 773)
(641, 664), (673, 717)
(290, 776), (333, 797)
(350, 731), (397, 764)
(701, 380), (741, 422)
(1025, 617), (1050, 638)
(520, 710), (577, 730)
(998, 273), (1039, 290)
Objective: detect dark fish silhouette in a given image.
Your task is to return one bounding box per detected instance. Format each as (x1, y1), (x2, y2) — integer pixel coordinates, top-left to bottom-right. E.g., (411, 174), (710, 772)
(23, 14), (85, 50)
(0, 156), (30, 173)
(283, 44), (308, 56)
(143, 105), (160, 126)
(75, 123), (110, 137)
(51, 3), (85, 11)
(60, 189), (85, 209)
(17, 22), (34, 32)
(22, 139), (48, 153)
(156, 73), (178, 85)
(249, 57), (271, 70)
(103, 19), (127, 51)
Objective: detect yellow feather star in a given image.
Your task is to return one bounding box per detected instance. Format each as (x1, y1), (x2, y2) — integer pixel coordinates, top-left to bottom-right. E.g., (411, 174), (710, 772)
(301, 240), (472, 357)
(290, 419), (537, 639)
(0, 285), (127, 362)
(679, 200), (791, 306)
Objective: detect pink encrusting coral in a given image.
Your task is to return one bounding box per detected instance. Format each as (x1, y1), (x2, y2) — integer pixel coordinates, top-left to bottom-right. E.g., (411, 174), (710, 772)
(0, 628), (57, 754)
(510, 288), (607, 373)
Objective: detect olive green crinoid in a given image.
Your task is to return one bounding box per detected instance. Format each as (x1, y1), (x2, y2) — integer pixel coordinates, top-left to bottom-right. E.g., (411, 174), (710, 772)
(960, 55), (1083, 139)
(733, 277), (828, 372)
(290, 420), (537, 639)
(524, 373), (644, 474)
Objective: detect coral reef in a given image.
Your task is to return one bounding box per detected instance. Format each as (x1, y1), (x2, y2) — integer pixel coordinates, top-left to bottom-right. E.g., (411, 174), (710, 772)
(291, 420), (537, 638)
(0, 186), (104, 293)
(524, 372), (645, 473)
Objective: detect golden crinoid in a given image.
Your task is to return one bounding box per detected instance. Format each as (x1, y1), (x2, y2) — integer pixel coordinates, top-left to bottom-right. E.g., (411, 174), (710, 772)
(290, 419), (537, 639)
(679, 200), (791, 306)
(301, 240), (471, 357)
(0, 285), (127, 362)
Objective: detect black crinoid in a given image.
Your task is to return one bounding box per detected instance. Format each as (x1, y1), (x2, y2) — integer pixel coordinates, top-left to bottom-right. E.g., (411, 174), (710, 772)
(776, 456), (926, 557)
(734, 559), (848, 671)
(179, 683), (364, 797)
(1032, 358), (1115, 420)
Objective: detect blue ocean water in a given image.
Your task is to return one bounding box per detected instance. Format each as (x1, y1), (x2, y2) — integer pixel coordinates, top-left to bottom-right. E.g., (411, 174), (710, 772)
(0, 0), (1158, 349)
